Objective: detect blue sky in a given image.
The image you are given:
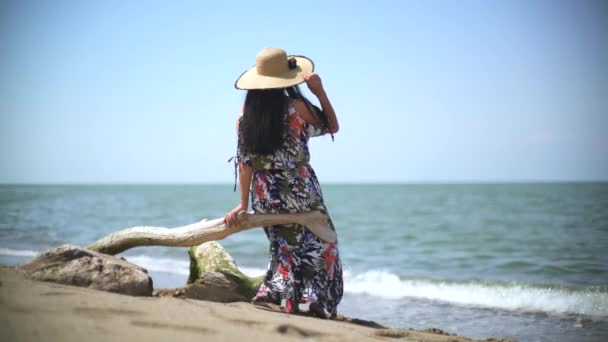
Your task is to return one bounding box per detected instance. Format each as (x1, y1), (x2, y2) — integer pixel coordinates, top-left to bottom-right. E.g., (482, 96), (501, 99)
(1, 0), (606, 183)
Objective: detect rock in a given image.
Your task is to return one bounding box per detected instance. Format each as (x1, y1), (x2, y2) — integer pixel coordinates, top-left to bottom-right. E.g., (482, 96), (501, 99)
(186, 241), (263, 302)
(18, 244), (153, 296)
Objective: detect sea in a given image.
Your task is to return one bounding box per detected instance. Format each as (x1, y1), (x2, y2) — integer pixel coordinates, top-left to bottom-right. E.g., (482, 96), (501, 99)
(1, 183), (607, 342)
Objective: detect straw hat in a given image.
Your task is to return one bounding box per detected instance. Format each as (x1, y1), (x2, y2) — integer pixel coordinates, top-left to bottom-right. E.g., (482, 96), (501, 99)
(234, 47), (314, 90)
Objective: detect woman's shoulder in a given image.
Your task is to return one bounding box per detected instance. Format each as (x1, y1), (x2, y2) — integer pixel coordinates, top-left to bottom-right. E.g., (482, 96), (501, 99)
(289, 98), (304, 111)
(235, 114), (243, 133)
(289, 98), (318, 125)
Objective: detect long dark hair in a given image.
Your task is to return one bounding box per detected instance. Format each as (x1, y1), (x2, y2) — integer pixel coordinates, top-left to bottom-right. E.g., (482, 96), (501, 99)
(239, 86), (333, 155)
(239, 89), (288, 155)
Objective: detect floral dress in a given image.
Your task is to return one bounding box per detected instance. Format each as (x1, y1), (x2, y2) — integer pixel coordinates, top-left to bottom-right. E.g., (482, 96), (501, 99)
(236, 103), (343, 316)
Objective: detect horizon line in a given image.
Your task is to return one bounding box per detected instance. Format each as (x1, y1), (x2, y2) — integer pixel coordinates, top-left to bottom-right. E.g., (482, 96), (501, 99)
(1, 179), (607, 186)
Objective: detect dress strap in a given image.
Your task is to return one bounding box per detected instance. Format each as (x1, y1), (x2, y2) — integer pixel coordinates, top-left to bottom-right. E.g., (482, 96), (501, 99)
(228, 155), (238, 192)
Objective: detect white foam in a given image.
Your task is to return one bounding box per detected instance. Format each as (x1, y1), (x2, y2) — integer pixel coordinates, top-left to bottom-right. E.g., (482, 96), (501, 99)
(123, 255), (190, 275)
(344, 270), (608, 317)
(239, 266), (266, 277)
(0, 247), (38, 257)
(123, 255), (266, 277)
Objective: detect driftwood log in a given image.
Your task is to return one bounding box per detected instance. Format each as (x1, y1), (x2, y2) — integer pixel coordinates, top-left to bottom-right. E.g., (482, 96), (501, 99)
(15, 211), (336, 302)
(175, 241), (264, 302)
(87, 210), (336, 255)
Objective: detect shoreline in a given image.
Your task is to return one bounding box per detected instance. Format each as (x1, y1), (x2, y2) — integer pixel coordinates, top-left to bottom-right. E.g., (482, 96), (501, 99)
(0, 266), (511, 342)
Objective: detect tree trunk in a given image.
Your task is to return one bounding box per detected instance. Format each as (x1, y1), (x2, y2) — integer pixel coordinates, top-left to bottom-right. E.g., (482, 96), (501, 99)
(87, 210), (335, 255)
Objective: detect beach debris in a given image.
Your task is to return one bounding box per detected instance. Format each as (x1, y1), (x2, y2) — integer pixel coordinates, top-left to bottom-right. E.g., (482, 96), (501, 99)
(333, 315), (386, 329)
(154, 242), (264, 303)
(18, 244), (153, 296)
(183, 241), (263, 302)
(374, 328), (411, 338)
(275, 323), (322, 338)
(87, 210), (336, 255)
(422, 328), (454, 336)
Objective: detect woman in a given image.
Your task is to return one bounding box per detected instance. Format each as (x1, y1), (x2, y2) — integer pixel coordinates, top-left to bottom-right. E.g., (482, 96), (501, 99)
(224, 47), (343, 318)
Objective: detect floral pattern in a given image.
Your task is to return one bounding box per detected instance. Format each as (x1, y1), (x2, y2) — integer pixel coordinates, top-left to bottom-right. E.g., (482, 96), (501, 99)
(237, 104), (343, 316)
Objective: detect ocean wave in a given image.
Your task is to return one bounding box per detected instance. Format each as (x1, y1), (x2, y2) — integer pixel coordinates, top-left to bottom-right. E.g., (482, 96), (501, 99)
(343, 270), (608, 318)
(0, 247), (39, 257)
(123, 255), (191, 275)
(123, 255), (266, 277)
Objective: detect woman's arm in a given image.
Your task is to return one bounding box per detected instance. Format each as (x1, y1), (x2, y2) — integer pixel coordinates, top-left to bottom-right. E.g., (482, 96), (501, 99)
(224, 162), (252, 226)
(238, 162), (253, 209)
(224, 118), (254, 227)
(303, 73), (339, 134)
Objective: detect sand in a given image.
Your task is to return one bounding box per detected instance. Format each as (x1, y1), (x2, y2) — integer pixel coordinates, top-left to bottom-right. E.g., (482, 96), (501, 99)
(0, 267), (510, 342)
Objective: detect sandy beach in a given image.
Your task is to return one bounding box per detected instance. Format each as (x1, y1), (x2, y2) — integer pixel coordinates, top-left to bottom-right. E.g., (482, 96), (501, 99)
(0, 266), (512, 342)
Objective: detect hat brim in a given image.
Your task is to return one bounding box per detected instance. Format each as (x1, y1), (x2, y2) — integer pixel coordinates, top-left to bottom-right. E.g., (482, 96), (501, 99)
(234, 55), (314, 90)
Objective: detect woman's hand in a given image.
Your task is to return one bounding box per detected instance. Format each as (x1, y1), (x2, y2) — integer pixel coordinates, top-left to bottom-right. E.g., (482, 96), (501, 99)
(303, 73), (325, 97)
(302, 72), (339, 134)
(224, 203), (248, 227)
